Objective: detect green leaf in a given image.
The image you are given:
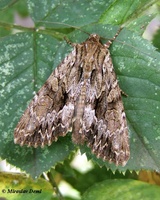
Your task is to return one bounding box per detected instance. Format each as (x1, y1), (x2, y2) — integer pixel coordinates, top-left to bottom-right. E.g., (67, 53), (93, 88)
(0, 0), (160, 178)
(0, 1), (29, 37)
(68, 24), (160, 172)
(26, 0), (157, 32)
(126, 13), (156, 35)
(0, 172), (53, 200)
(0, 0), (17, 10)
(152, 28), (160, 51)
(55, 161), (138, 194)
(99, 0), (157, 26)
(82, 179), (160, 200)
(27, 0), (113, 28)
(0, 32), (75, 178)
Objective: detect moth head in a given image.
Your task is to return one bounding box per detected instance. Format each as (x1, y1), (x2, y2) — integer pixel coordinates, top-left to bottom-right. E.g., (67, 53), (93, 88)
(88, 34), (101, 42)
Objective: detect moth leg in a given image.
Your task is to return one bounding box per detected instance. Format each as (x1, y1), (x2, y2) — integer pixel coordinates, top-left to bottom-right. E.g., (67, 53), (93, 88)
(121, 89), (128, 97)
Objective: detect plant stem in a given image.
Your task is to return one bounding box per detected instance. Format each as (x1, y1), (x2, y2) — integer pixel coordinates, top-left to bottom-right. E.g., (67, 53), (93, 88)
(47, 171), (64, 200)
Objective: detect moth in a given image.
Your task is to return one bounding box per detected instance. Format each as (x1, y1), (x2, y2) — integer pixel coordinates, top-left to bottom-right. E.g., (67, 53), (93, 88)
(14, 29), (130, 166)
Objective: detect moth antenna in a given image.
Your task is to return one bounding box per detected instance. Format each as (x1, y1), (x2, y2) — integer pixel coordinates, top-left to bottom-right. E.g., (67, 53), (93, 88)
(105, 27), (123, 48)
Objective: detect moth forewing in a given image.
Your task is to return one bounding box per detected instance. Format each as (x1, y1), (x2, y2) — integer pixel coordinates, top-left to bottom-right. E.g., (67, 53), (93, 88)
(14, 29), (130, 166)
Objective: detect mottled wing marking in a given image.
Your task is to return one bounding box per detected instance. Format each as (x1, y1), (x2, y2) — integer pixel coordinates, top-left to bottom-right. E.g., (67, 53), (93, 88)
(14, 51), (76, 148)
(14, 32), (130, 166)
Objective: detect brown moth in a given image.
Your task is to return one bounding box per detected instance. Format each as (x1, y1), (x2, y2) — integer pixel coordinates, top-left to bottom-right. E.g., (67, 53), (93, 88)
(14, 29), (130, 166)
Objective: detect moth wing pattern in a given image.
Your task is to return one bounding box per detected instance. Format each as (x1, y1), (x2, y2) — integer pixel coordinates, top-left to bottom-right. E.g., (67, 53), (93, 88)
(70, 34), (129, 166)
(85, 53), (130, 166)
(14, 51), (77, 148)
(14, 31), (130, 166)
